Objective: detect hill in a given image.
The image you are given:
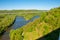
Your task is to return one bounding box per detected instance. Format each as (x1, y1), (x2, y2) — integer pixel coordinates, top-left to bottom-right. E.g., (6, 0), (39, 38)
(10, 7), (60, 40)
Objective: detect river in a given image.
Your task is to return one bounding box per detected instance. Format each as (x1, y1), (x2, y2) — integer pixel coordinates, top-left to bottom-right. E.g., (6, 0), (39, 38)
(0, 16), (39, 40)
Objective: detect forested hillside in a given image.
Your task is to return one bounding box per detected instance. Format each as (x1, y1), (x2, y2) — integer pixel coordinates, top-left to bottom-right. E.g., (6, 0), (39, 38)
(10, 7), (60, 40)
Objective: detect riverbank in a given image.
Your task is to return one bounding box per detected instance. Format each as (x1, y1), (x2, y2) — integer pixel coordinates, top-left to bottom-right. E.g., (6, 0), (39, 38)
(0, 14), (16, 36)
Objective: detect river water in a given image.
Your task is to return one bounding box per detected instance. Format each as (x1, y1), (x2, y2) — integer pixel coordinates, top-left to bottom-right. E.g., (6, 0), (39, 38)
(0, 16), (39, 40)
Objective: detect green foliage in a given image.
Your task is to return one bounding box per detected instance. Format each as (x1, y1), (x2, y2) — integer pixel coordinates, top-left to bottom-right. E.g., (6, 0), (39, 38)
(10, 28), (23, 40)
(0, 14), (16, 35)
(9, 7), (60, 40)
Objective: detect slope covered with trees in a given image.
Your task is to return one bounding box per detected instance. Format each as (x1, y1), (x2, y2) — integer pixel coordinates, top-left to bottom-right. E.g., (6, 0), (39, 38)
(10, 7), (60, 40)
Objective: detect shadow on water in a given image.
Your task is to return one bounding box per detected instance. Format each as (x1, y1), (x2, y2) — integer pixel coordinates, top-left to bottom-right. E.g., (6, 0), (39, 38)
(0, 15), (39, 40)
(36, 28), (60, 40)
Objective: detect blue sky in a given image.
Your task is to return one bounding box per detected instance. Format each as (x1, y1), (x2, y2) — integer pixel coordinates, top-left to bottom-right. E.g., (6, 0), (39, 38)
(0, 0), (60, 10)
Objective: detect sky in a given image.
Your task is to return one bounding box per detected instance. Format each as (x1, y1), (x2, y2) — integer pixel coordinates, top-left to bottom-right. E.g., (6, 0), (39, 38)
(0, 0), (60, 10)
